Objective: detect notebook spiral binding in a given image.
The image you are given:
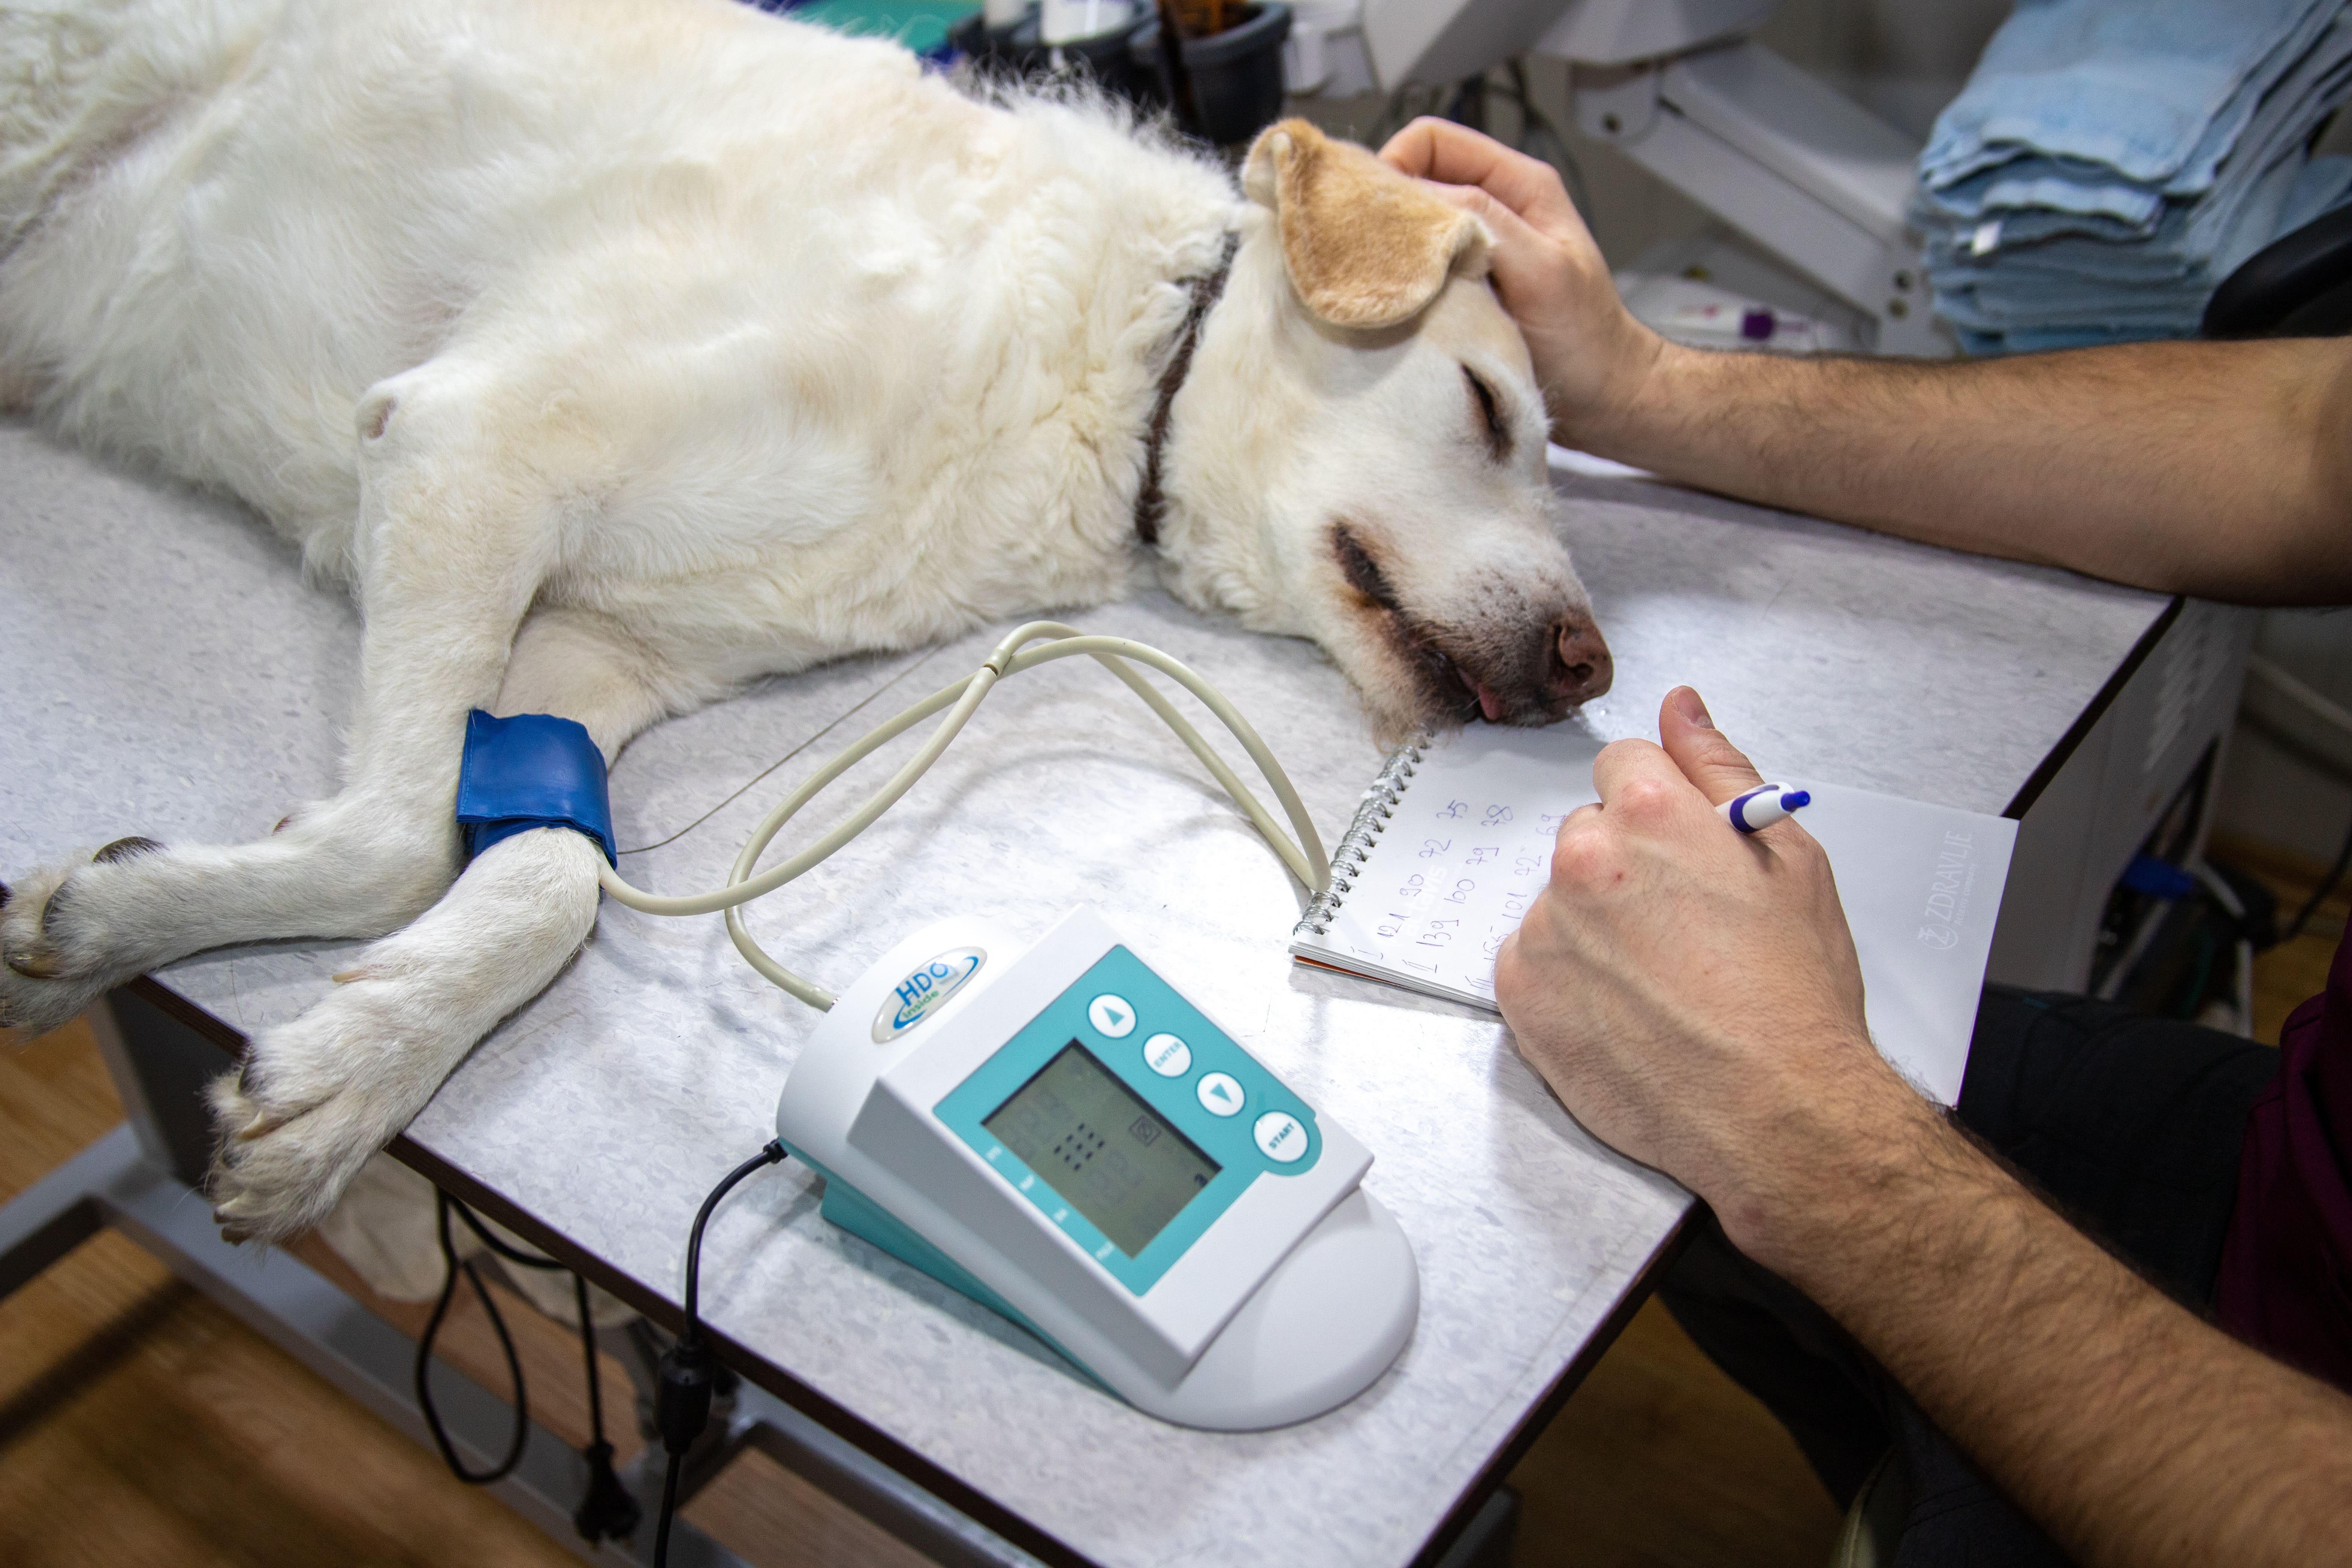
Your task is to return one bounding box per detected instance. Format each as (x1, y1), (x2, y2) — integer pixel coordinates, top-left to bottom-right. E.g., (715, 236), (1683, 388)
(1293, 741), (1424, 939)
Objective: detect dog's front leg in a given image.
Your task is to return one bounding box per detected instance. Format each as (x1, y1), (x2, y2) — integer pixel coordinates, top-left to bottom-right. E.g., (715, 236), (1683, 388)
(205, 824), (605, 1241)
(203, 819), (620, 1241)
(0, 372), (558, 1035)
(206, 604), (677, 1242)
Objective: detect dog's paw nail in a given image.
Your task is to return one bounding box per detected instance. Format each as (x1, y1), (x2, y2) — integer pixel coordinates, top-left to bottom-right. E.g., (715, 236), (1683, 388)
(272, 815), (292, 834)
(233, 1112), (288, 1142)
(329, 966), (375, 985)
(5, 949), (61, 980)
(37, 877), (76, 939)
(93, 835), (164, 865)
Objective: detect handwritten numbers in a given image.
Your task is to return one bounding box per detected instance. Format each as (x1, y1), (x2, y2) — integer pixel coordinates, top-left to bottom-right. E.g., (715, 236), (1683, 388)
(1328, 779), (1590, 996)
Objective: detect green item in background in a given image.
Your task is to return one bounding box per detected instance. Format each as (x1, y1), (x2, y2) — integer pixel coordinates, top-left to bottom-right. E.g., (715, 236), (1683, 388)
(788, 0), (985, 59)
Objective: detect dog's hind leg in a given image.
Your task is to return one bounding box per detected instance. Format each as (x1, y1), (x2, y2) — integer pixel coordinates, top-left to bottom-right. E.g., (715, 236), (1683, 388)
(204, 606), (675, 1242)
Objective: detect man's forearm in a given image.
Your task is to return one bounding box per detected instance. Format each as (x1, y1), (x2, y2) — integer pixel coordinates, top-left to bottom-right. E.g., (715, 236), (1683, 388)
(1576, 338), (2352, 605)
(1762, 1099), (2352, 1568)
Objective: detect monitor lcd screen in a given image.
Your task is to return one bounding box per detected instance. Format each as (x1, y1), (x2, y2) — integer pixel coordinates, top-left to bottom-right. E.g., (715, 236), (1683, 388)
(983, 1041), (1220, 1257)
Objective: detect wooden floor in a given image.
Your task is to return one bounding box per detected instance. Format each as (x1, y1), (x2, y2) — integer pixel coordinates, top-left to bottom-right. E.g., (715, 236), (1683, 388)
(3, 847), (2340, 1568)
(2212, 833), (2347, 1045)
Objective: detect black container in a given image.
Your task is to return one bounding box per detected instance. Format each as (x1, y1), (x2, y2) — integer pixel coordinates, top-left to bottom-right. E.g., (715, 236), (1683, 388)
(947, 8), (1161, 110)
(1131, 3), (1292, 147)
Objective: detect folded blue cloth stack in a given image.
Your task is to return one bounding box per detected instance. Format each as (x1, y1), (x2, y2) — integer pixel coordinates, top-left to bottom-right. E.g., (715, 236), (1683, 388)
(1914, 0), (2352, 354)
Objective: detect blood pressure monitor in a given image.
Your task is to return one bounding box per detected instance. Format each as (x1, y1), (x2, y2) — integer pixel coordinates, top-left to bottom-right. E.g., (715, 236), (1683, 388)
(773, 907), (1419, 1429)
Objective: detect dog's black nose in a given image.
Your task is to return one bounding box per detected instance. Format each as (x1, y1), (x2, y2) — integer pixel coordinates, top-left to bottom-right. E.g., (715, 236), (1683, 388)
(1551, 621), (1613, 706)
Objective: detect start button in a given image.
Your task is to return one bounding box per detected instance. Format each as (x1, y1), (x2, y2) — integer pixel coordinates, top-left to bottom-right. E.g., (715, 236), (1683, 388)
(1252, 1110), (1307, 1164)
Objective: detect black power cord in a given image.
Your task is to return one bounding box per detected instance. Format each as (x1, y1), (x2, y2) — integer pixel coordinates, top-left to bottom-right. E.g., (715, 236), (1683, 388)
(415, 1190), (531, 1484)
(413, 1190), (639, 1542)
(2282, 806), (2352, 943)
(571, 1271), (643, 1543)
(654, 1139), (790, 1568)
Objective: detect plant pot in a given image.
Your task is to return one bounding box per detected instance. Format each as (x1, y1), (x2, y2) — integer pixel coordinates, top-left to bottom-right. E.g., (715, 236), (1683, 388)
(1131, 3), (1292, 147)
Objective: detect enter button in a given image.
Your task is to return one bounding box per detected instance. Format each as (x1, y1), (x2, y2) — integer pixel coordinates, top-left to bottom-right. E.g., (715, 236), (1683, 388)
(1253, 1111), (1308, 1163)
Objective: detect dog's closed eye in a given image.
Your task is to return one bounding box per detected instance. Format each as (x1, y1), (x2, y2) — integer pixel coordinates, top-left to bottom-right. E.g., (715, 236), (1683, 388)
(1332, 522), (1402, 612)
(1464, 367), (1510, 462)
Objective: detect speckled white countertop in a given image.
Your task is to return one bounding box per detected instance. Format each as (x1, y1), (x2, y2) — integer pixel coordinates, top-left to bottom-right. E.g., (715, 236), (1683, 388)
(1, 420), (2168, 1566)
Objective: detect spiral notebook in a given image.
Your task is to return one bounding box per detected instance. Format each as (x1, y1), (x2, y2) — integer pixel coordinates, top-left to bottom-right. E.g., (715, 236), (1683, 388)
(1289, 726), (2018, 1105)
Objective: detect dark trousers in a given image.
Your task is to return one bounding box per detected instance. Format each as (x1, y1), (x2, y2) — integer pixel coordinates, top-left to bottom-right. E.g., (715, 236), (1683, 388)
(1659, 987), (2278, 1565)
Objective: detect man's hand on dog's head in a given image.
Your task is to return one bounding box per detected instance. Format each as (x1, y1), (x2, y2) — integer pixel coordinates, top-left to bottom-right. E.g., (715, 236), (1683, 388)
(1378, 118), (1666, 454)
(1492, 686), (1931, 1275)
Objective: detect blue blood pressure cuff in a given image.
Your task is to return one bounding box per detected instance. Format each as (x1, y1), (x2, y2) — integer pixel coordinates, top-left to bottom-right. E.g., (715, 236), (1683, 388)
(454, 710), (617, 866)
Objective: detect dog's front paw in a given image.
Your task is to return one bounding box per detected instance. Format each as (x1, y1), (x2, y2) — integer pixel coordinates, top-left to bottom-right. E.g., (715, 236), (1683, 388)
(206, 972), (462, 1244)
(0, 841), (163, 1035)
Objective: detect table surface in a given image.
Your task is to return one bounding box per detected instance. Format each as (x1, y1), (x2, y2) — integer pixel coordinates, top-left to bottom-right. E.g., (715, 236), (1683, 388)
(2, 420), (2171, 1568)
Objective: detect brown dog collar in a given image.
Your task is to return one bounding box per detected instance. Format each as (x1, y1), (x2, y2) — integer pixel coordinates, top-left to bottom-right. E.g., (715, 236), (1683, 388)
(1133, 231), (1240, 548)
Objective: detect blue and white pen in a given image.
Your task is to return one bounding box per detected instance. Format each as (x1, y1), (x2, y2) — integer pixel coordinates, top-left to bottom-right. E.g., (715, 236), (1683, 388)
(1723, 782), (1810, 833)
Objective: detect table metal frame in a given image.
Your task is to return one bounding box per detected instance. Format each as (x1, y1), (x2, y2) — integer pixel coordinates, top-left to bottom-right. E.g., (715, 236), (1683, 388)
(1, 978), (1523, 1568)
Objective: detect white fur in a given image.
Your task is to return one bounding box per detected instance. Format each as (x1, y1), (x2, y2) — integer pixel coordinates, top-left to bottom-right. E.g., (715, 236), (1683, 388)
(0, 0), (1604, 1240)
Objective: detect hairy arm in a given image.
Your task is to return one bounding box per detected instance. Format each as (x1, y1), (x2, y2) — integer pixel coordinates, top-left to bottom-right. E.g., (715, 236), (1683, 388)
(1494, 689), (2352, 1566)
(1381, 118), (2352, 605)
(1769, 1073), (2352, 1566)
(1603, 340), (2352, 603)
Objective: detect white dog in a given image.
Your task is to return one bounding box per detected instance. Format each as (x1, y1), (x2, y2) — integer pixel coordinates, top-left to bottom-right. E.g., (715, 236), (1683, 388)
(0, 0), (1611, 1243)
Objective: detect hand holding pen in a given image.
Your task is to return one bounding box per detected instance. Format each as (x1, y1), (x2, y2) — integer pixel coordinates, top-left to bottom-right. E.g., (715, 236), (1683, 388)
(1722, 783), (1811, 834)
(1494, 686), (1873, 1255)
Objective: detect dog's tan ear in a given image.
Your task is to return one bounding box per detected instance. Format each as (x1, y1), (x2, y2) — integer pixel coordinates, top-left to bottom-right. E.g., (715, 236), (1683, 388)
(1243, 118), (1489, 329)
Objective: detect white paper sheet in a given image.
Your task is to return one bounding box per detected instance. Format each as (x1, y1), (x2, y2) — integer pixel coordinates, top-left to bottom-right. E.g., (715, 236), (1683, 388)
(1293, 725), (2018, 1105)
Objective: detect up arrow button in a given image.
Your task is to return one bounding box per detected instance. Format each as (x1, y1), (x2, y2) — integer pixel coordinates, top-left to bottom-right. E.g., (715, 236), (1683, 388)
(1086, 994), (1137, 1038)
